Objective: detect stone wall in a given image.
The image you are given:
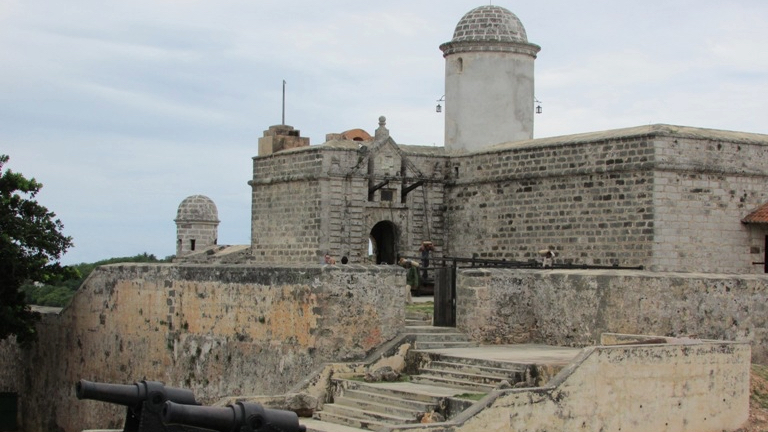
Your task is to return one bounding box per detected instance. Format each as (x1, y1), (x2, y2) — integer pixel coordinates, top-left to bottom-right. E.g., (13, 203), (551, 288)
(0, 339), (21, 396)
(444, 126), (768, 273)
(456, 268), (768, 363)
(3, 263), (403, 432)
(250, 142), (448, 264)
(456, 341), (750, 432)
(651, 133), (768, 273)
(653, 171), (768, 273)
(252, 147), (325, 179)
(250, 176), (324, 263)
(445, 135), (656, 267)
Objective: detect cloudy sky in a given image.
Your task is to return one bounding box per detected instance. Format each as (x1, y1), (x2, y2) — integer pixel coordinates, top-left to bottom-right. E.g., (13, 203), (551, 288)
(3, 0), (768, 265)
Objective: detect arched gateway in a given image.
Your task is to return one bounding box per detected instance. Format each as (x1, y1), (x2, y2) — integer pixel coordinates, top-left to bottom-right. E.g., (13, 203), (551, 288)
(370, 221), (398, 264)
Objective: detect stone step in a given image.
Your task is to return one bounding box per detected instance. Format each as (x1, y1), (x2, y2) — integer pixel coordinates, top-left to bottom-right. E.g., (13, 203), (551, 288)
(430, 355), (533, 372)
(405, 311), (431, 320)
(418, 366), (518, 386)
(332, 396), (425, 419)
(412, 332), (473, 342)
(429, 360), (526, 379)
(313, 411), (389, 432)
(342, 388), (437, 412)
(336, 380), (457, 404)
(406, 319), (431, 326)
(415, 341), (478, 350)
(318, 403), (415, 426)
(404, 325), (458, 334)
(301, 418), (369, 432)
(410, 374), (496, 393)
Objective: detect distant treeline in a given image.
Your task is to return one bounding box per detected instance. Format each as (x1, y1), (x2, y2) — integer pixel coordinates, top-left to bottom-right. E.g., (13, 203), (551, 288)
(21, 253), (172, 307)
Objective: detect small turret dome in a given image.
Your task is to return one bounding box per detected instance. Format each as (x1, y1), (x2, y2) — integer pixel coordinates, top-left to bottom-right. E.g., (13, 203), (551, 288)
(175, 195), (219, 222)
(451, 5), (528, 44)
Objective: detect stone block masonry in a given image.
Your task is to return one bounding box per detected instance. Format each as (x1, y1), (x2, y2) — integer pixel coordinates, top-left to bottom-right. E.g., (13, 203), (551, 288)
(446, 135), (656, 268)
(248, 122), (768, 273)
(249, 140), (448, 264)
(0, 263), (404, 432)
(444, 125), (768, 273)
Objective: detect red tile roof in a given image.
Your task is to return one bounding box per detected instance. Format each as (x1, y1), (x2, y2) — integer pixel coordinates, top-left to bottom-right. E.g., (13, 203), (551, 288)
(743, 202), (768, 224)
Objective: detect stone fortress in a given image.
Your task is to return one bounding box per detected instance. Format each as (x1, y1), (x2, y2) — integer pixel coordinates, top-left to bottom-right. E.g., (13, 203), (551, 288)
(2, 5), (768, 432)
(175, 6), (768, 274)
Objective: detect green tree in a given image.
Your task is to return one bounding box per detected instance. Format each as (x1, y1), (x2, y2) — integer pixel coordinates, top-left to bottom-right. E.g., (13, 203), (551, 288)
(20, 252), (171, 307)
(0, 155), (73, 345)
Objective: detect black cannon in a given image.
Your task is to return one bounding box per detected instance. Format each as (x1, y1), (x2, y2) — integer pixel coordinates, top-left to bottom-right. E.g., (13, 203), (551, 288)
(163, 400), (306, 432)
(76, 379), (204, 432)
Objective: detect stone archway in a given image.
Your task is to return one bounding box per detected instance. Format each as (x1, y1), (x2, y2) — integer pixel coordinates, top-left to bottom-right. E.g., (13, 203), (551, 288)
(370, 221), (398, 264)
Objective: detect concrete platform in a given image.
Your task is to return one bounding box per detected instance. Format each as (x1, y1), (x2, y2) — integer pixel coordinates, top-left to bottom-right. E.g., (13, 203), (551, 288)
(416, 344), (582, 366)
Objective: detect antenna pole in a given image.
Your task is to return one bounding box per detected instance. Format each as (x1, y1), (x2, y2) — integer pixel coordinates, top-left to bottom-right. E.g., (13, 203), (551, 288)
(282, 80), (286, 125)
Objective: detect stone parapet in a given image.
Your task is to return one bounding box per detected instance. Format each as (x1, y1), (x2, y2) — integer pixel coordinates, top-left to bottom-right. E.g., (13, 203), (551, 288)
(456, 268), (768, 363)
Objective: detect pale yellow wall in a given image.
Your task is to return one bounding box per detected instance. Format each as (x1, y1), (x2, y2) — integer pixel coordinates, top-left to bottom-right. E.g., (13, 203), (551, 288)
(457, 342), (750, 432)
(4, 263), (404, 432)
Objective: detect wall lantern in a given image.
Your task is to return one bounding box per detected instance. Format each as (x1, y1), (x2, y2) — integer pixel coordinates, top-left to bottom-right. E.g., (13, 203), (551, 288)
(436, 95), (445, 113)
(535, 97), (543, 114)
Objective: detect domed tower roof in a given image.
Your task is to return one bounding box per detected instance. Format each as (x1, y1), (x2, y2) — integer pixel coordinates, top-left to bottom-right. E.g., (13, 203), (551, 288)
(451, 5), (528, 44)
(440, 5), (539, 57)
(175, 195), (219, 223)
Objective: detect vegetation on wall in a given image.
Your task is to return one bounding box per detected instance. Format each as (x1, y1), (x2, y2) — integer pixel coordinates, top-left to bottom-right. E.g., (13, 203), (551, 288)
(20, 252), (172, 308)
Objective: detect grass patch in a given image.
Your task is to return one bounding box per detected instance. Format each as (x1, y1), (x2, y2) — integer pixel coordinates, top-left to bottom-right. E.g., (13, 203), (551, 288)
(752, 364), (768, 410)
(406, 302), (434, 315)
(454, 392), (486, 401)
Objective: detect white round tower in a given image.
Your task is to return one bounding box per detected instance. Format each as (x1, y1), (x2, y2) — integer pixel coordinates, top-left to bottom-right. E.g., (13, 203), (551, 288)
(440, 5), (540, 152)
(174, 195), (219, 256)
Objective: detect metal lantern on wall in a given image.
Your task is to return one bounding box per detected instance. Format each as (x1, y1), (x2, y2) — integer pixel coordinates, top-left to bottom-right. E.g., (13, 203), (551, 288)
(436, 95), (445, 113)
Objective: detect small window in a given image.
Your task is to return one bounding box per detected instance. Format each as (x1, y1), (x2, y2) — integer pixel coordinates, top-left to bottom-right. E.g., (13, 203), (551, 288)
(457, 57), (463, 73)
(190, 239), (196, 251)
(380, 189), (394, 202)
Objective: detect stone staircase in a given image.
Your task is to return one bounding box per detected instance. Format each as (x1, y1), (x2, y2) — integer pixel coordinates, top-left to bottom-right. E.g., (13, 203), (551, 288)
(306, 326), (529, 432)
(405, 308), (432, 326)
(411, 355), (527, 392)
(311, 380), (456, 431)
(407, 325), (478, 350)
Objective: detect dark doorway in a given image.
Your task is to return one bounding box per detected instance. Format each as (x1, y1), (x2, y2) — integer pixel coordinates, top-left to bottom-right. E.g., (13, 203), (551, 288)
(0, 392), (17, 431)
(434, 266), (456, 327)
(765, 235), (768, 273)
(370, 221), (398, 264)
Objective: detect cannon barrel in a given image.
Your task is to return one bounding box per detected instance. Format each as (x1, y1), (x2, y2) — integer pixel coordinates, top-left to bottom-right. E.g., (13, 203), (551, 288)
(77, 380), (198, 409)
(163, 401), (305, 432)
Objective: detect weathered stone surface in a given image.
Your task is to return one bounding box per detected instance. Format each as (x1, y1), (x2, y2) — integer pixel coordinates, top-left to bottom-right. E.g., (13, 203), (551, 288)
(455, 342), (750, 432)
(368, 342), (409, 374)
(364, 366), (400, 383)
(1, 263), (403, 432)
(457, 268), (768, 362)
